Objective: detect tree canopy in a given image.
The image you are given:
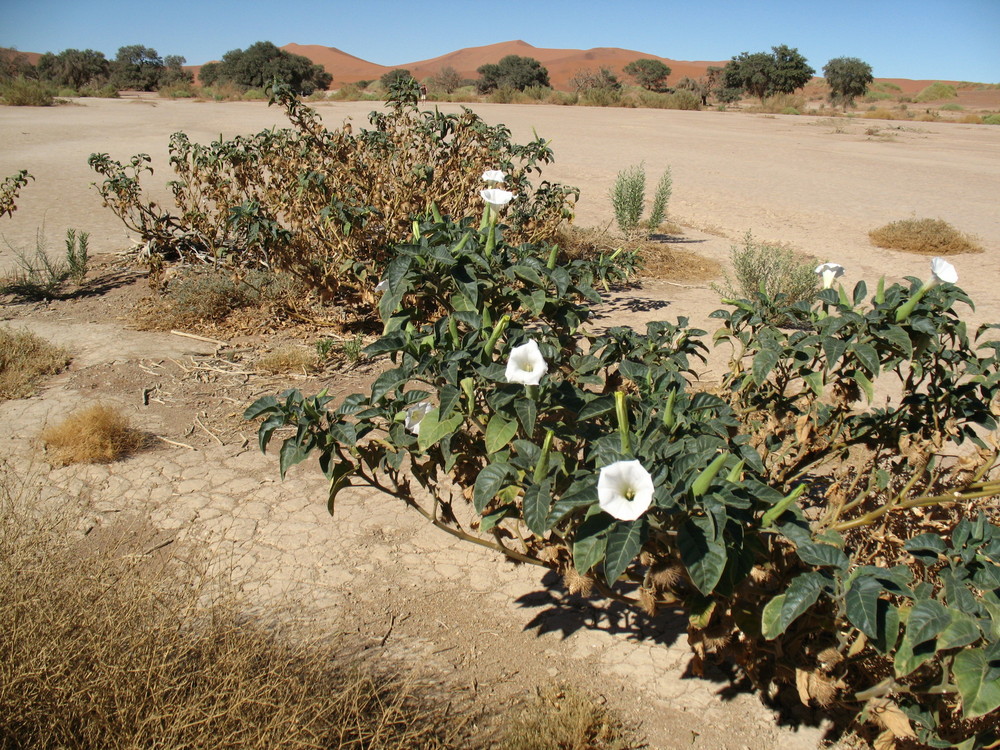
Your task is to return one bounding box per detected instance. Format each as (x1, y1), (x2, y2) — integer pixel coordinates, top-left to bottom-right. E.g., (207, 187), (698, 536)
(823, 56), (874, 110)
(623, 59), (671, 92)
(476, 55), (550, 92)
(198, 41), (331, 95)
(36, 48), (110, 89)
(111, 45), (166, 90)
(721, 45), (814, 102)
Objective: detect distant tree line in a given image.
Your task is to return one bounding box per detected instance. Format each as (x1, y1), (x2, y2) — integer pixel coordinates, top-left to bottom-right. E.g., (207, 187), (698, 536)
(0, 45), (191, 92)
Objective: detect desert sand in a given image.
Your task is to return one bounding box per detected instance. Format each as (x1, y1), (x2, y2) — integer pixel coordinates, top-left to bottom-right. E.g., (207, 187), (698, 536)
(1, 97), (999, 749)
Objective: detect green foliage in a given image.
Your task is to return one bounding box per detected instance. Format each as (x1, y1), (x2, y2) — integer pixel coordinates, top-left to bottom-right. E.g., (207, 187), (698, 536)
(647, 169), (672, 231)
(110, 45), (164, 91)
(916, 81), (958, 102)
(380, 68), (415, 91)
(623, 59), (671, 92)
(198, 41), (330, 95)
(1, 226), (90, 299)
(65, 228), (89, 285)
(89, 88), (578, 314)
(983, 113), (1000, 125)
(822, 56), (874, 109)
(477, 55), (550, 93)
(0, 47), (33, 81)
(609, 164), (645, 238)
(0, 75), (55, 106)
(36, 48), (110, 90)
(722, 45), (814, 103)
(0, 170), (31, 219)
(715, 232), (818, 317)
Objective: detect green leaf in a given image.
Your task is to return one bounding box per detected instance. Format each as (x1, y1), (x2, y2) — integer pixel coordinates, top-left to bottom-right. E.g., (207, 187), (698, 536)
(907, 599), (951, 647)
(577, 396), (615, 422)
(279, 436), (310, 480)
(761, 572), (825, 640)
(752, 348), (779, 385)
(244, 394), (279, 420)
(480, 503), (517, 532)
(797, 542), (850, 570)
(936, 609), (982, 651)
(523, 480), (552, 536)
(325, 460), (355, 515)
(882, 325), (913, 359)
(854, 370), (874, 402)
(803, 371), (824, 397)
(473, 462), (511, 513)
(514, 397), (537, 436)
(678, 514), (727, 595)
(953, 648), (1000, 718)
(894, 631), (938, 677)
(370, 368), (407, 403)
(573, 511), (611, 575)
(603, 520), (646, 585)
(852, 342), (880, 376)
(485, 414), (519, 455)
(846, 575), (883, 639)
(416, 408), (463, 452)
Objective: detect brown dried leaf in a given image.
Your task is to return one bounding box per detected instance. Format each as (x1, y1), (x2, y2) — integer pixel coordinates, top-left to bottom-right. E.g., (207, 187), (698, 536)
(869, 698), (916, 739)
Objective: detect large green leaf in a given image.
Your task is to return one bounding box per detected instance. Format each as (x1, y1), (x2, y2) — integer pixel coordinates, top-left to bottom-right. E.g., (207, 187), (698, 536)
(761, 572), (825, 640)
(936, 609), (983, 651)
(416, 407), (463, 452)
(279, 436), (311, 479)
(485, 414), (519, 455)
(797, 542), (850, 571)
(752, 348), (779, 385)
(894, 631), (939, 677)
(514, 397), (537, 436)
(907, 599), (952, 647)
(603, 520), (646, 585)
(473, 462), (511, 513)
(678, 514), (727, 595)
(522, 480), (552, 536)
(244, 394), (279, 420)
(846, 574), (883, 639)
(953, 648), (1000, 718)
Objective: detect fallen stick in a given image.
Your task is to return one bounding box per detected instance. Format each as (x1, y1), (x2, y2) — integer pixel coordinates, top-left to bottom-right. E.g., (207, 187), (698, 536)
(155, 435), (197, 451)
(170, 329), (229, 347)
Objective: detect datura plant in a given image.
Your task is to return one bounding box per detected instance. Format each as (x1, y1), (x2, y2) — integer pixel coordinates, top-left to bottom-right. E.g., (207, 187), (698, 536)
(249, 189), (1000, 748)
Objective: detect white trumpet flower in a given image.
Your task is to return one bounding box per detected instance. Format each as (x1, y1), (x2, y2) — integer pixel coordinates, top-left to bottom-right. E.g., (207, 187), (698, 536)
(504, 340), (547, 386)
(929, 257), (958, 287)
(481, 169), (506, 183)
(403, 401), (434, 435)
(598, 460), (654, 521)
(480, 188), (514, 210)
(814, 262), (846, 289)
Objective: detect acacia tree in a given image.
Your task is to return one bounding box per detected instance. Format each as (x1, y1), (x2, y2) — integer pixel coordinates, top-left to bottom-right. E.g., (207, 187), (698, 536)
(623, 58), (671, 92)
(36, 48), (110, 89)
(111, 45), (164, 90)
(721, 45), (814, 104)
(199, 41), (330, 95)
(823, 56), (874, 110)
(476, 55), (549, 92)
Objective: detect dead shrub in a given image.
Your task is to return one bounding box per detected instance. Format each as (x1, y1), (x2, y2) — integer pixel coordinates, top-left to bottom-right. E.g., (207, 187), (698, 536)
(0, 326), (69, 400)
(257, 346), (317, 374)
(41, 403), (148, 465)
(863, 108), (897, 121)
(0, 462), (471, 750)
(869, 218), (984, 255)
(498, 684), (636, 750)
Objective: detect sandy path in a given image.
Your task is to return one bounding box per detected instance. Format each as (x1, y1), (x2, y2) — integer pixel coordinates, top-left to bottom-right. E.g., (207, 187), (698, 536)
(2, 97), (999, 748)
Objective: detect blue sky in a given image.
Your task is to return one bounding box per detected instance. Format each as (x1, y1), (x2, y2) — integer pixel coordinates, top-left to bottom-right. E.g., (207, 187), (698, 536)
(2, 0), (998, 82)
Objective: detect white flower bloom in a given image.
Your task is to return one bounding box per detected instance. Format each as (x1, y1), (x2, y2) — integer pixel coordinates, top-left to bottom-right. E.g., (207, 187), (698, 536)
(505, 340), (548, 386)
(480, 188), (514, 210)
(929, 257), (958, 286)
(598, 460), (654, 521)
(814, 262), (846, 290)
(403, 401), (434, 435)
(481, 169), (506, 183)
(374, 278), (390, 293)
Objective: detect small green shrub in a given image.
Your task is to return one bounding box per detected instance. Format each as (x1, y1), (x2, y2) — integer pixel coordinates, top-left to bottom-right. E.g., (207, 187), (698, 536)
(1, 231), (69, 300)
(939, 102), (963, 111)
(915, 82), (958, 102)
(646, 168), (672, 231)
(0, 76), (55, 106)
(65, 228), (90, 285)
(715, 231), (818, 310)
(158, 81), (197, 98)
(579, 87), (622, 107)
(863, 91), (894, 102)
(983, 113), (1000, 125)
(609, 164), (645, 238)
(869, 218), (983, 255)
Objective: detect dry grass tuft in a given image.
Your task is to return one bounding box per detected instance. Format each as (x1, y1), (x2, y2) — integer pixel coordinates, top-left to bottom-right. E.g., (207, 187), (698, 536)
(257, 346), (317, 374)
(869, 218), (983, 256)
(0, 326), (69, 400)
(41, 403), (148, 465)
(499, 684), (637, 750)
(0, 462), (472, 750)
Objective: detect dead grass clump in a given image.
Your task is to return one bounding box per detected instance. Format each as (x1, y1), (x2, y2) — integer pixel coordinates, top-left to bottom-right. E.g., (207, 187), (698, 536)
(869, 218), (984, 255)
(257, 346), (317, 374)
(0, 462), (472, 750)
(41, 403), (148, 465)
(863, 108), (898, 121)
(498, 684), (636, 750)
(0, 327), (69, 400)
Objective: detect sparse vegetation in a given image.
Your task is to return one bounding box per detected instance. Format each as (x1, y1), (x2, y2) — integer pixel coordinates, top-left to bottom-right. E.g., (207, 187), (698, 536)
(0, 169), (31, 219)
(0, 75), (56, 106)
(869, 217), (983, 255)
(41, 403), (148, 465)
(916, 81), (958, 102)
(2, 227), (93, 299)
(0, 327), (69, 400)
(715, 231), (818, 310)
(0, 463), (472, 749)
(499, 685), (635, 750)
(256, 346), (317, 374)
(609, 162), (672, 239)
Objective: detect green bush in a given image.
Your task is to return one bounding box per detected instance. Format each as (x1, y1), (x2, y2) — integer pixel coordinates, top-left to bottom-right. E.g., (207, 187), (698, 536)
(983, 113), (1000, 125)
(916, 82), (958, 102)
(0, 76), (55, 106)
(715, 232), (818, 315)
(939, 102), (963, 111)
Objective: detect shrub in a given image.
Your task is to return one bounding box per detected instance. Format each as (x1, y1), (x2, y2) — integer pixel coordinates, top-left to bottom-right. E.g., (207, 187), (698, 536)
(0, 327), (68, 400)
(41, 403), (148, 464)
(863, 108), (897, 120)
(759, 93), (804, 113)
(869, 217), (983, 255)
(960, 114), (983, 124)
(499, 685), (634, 750)
(983, 113), (1000, 125)
(578, 87), (622, 107)
(0, 169), (31, 219)
(158, 81), (196, 98)
(0, 465), (470, 749)
(939, 102), (963, 111)
(715, 231), (818, 313)
(256, 346), (317, 374)
(90, 87), (578, 312)
(609, 164), (645, 238)
(153, 269), (302, 328)
(0, 75), (55, 106)
(2, 227), (91, 299)
(916, 81), (958, 102)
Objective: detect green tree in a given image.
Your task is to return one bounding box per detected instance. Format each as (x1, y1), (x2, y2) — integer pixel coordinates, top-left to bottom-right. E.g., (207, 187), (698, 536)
(380, 68), (415, 89)
(721, 45), (814, 104)
(476, 55), (549, 92)
(823, 56), (874, 110)
(111, 45), (164, 90)
(0, 48), (34, 81)
(36, 49), (110, 89)
(623, 58), (671, 92)
(199, 42), (330, 95)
